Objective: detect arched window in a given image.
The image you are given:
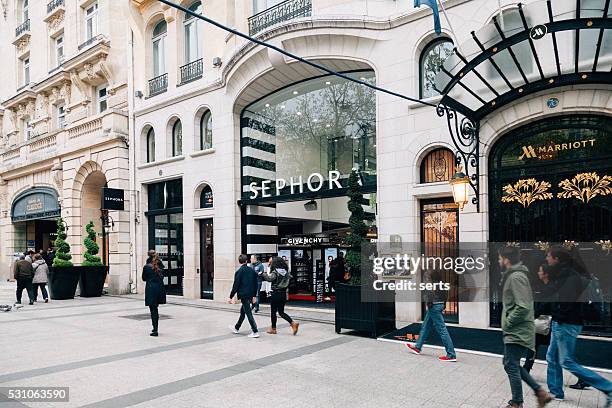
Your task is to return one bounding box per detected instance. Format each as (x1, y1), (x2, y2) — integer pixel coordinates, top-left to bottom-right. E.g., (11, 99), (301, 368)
(420, 148), (455, 183)
(22, 0), (29, 22)
(146, 128), (155, 163)
(420, 39), (454, 99)
(184, 2), (203, 64)
(199, 110), (212, 150)
(200, 184), (213, 208)
(152, 20), (167, 77)
(172, 120), (183, 157)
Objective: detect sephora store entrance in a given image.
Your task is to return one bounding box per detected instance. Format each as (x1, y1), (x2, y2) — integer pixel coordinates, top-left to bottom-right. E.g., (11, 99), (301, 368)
(240, 71), (377, 306)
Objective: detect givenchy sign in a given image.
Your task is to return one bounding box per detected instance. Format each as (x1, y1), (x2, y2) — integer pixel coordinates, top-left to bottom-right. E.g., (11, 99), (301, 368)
(518, 139), (596, 160)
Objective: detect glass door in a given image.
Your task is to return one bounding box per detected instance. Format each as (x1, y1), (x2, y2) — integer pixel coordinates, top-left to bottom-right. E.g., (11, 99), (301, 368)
(420, 199), (460, 323)
(149, 213), (184, 296)
(200, 219), (214, 299)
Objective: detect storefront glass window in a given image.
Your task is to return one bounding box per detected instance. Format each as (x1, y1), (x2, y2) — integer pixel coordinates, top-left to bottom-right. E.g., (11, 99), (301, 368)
(241, 70), (376, 200)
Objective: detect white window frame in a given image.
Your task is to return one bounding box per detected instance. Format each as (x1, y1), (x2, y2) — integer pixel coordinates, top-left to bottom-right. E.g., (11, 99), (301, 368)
(85, 3), (99, 41)
(23, 57), (30, 86)
(22, 0), (29, 23)
(96, 84), (108, 113)
(152, 23), (167, 77)
(22, 118), (32, 141)
(183, 2), (202, 64)
(56, 103), (66, 129)
(55, 35), (64, 66)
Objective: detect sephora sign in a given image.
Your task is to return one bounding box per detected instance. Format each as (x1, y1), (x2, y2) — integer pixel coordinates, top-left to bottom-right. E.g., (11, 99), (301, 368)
(249, 170), (343, 199)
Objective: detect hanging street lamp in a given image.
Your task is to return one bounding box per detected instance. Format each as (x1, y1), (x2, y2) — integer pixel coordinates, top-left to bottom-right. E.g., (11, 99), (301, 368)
(450, 165), (470, 209)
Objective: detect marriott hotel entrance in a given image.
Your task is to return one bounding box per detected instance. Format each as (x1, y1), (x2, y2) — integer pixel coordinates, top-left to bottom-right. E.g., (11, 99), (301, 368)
(239, 70), (377, 307)
(489, 115), (612, 335)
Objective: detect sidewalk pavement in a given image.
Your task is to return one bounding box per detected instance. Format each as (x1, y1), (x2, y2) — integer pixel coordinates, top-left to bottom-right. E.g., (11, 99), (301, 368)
(1, 281), (610, 408)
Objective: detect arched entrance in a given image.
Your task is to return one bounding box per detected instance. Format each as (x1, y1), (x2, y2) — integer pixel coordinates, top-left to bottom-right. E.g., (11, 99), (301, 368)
(488, 114), (612, 334)
(81, 170), (108, 265)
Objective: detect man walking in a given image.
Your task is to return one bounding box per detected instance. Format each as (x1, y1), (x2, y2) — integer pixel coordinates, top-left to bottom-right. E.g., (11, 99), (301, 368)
(499, 246), (552, 408)
(406, 270), (457, 362)
(250, 255), (264, 313)
(228, 254), (259, 338)
(14, 255), (35, 305)
(545, 245), (612, 406)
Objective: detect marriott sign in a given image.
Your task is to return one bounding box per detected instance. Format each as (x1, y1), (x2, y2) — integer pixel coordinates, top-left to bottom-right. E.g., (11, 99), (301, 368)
(518, 138), (596, 160)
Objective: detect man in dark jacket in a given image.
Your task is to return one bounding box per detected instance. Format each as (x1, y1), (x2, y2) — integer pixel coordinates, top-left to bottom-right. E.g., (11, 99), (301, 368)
(406, 269), (456, 362)
(545, 246), (612, 405)
(14, 255), (35, 305)
(228, 254), (259, 338)
(498, 246), (551, 408)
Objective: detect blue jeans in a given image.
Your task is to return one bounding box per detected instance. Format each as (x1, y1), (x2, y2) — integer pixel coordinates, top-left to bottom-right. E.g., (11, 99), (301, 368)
(415, 303), (456, 358)
(547, 321), (612, 398)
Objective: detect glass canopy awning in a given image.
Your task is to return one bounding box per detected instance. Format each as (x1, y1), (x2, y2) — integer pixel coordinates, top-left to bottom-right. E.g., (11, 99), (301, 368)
(435, 0), (612, 122)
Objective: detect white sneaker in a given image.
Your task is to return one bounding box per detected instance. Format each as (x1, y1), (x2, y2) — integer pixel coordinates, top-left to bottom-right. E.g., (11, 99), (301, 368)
(248, 332), (260, 338)
(229, 325), (239, 334)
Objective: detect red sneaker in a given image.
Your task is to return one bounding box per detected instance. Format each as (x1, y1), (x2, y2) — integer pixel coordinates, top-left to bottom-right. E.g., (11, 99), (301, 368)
(405, 343), (421, 355)
(438, 356), (457, 362)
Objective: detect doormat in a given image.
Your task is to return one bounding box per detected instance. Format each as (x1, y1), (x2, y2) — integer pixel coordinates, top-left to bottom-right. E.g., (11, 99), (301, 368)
(119, 313), (172, 321)
(381, 323), (612, 370)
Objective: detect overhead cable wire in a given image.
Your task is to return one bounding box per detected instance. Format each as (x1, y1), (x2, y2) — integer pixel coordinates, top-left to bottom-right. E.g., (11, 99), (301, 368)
(157, 0), (438, 107)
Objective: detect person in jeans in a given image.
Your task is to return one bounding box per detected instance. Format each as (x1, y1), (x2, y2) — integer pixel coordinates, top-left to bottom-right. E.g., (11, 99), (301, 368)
(14, 255), (34, 305)
(523, 263), (554, 373)
(545, 245), (612, 405)
(406, 270), (457, 362)
(250, 255), (264, 313)
(498, 246), (552, 408)
(31, 254), (49, 303)
(143, 256), (166, 337)
(261, 256), (299, 335)
(228, 254), (259, 338)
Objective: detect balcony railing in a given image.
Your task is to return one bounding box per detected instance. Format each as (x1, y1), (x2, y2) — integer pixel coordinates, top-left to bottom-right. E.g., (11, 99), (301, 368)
(148, 73), (168, 97)
(179, 59), (203, 85)
(47, 0), (64, 14)
(248, 0), (312, 36)
(16, 19), (30, 37)
(78, 34), (101, 50)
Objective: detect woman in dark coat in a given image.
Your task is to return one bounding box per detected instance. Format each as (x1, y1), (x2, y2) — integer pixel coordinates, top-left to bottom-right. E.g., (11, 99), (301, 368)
(143, 257), (166, 336)
(523, 263), (554, 372)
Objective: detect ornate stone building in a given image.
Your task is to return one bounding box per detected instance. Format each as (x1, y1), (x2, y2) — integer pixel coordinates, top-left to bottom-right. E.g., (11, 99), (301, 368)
(0, 0), (132, 294)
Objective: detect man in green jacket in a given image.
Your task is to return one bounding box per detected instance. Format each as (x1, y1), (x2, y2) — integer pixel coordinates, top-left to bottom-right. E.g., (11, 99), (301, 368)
(499, 246), (552, 408)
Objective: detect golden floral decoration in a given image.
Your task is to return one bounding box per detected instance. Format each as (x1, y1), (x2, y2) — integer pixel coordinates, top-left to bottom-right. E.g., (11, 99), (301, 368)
(534, 241), (550, 252)
(557, 172), (612, 203)
(595, 240), (612, 255)
(501, 178), (553, 208)
(563, 240), (578, 250)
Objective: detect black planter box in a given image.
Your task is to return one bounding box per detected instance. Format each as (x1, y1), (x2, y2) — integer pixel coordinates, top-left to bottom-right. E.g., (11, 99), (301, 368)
(49, 266), (81, 300)
(78, 266), (108, 297)
(334, 283), (396, 338)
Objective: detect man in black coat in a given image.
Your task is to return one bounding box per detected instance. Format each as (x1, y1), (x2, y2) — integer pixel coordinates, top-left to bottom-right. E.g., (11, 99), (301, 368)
(228, 254), (259, 337)
(14, 255), (34, 305)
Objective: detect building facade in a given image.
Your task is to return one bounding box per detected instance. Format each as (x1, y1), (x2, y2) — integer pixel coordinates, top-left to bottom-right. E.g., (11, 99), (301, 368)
(0, 0), (133, 294)
(0, 0), (604, 332)
(126, 0), (611, 334)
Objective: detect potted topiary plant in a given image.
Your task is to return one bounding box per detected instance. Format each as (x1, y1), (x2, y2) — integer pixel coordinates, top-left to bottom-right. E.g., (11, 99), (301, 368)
(334, 169), (396, 338)
(78, 221), (108, 297)
(49, 217), (80, 300)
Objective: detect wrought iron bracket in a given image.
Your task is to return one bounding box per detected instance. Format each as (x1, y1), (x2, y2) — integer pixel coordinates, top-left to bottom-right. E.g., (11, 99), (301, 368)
(437, 104), (480, 212)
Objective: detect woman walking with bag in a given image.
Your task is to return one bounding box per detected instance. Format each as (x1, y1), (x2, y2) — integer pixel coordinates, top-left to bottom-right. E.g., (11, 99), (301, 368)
(261, 256), (299, 335)
(143, 256), (166, 337)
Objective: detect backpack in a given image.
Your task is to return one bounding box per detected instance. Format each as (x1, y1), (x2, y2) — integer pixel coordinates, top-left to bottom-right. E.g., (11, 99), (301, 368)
(579, 274), (604, 322)
(275, 269), (292, 290)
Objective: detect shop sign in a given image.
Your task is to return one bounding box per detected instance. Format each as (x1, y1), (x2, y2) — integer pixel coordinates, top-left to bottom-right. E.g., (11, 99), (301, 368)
(101, 188), (125, 211)
(11, 188), (61, 222)
(25, 197), (44, 214)
(518, 138), (596, 160)
(281, 236), (330, 246)
(248, 170), (343, 199)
